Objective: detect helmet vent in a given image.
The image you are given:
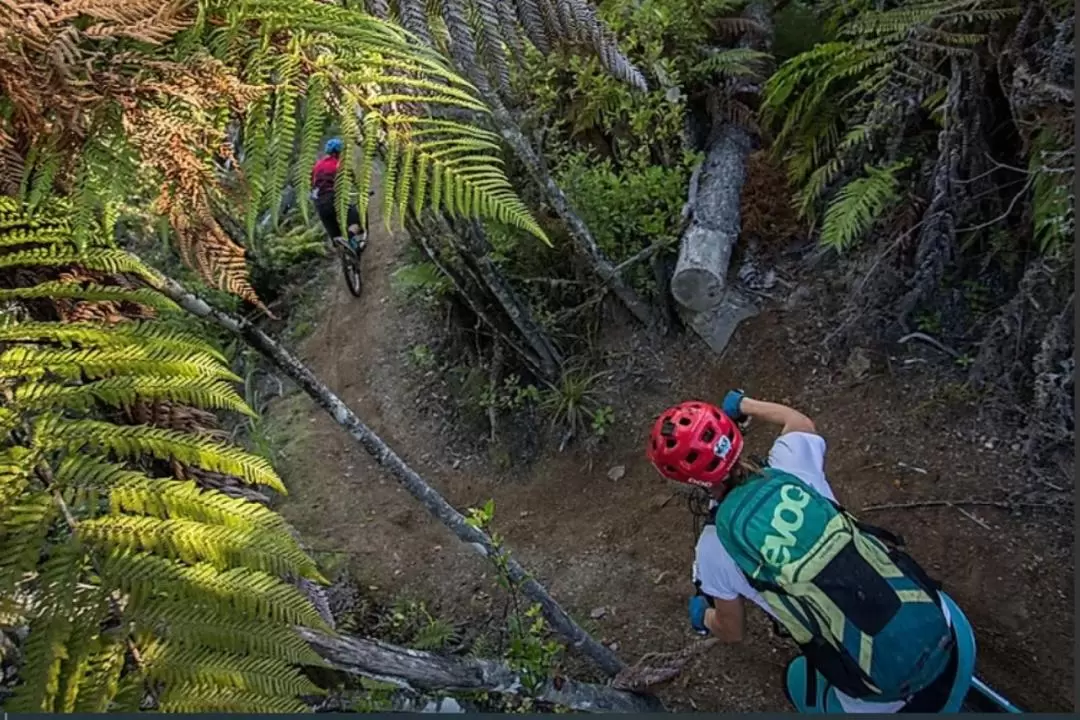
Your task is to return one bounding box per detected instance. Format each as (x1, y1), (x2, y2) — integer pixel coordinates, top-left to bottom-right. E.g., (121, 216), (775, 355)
(685, 451), (699, 464)
(661, 419), (676, 436)
(666, 438), (677, 449)
(701, 428), (715, 443)
(705, 457), (721, 473)
(678, 417), (691, 426)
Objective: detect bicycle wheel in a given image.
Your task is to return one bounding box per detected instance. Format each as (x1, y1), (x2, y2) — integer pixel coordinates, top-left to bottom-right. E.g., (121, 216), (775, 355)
(341, 251), (363, 297)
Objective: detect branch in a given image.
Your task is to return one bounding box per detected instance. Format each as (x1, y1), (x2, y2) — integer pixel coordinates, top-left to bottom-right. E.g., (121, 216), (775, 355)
(137, 257), (626, 678)
(297, 629), (664, 713)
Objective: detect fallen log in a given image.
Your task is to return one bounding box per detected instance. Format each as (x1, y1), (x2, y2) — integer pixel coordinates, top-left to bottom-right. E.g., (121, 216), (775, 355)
(140, 258), (626, 678)
(670, 123), (753, 312)
(298, 629), (665, 713)
(670, 1), (773, 353)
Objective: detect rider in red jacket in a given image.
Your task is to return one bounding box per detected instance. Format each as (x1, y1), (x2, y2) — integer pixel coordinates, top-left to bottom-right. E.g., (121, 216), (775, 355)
(311, 138), (365, 252)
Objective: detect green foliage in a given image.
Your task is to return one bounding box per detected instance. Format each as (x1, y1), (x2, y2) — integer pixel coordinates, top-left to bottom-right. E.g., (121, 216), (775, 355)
(479, 374), (541, 412)
(762, 0), (1017, 224)
(391, 261), (453, 302)
(4, 0), (548, 310)
(555, 147), (695, 295)
(1029, 129), (1074, 257)
(541, 368), (609, 442)
(0, 199), (328, 712)
(819, 159), (910, 250)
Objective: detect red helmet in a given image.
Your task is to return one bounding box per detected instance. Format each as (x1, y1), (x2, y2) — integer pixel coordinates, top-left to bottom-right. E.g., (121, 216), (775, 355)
(646, 401), (743, 488)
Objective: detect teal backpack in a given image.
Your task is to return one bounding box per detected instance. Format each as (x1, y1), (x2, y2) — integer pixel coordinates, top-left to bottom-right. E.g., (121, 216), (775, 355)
(714, 467), (955, 702)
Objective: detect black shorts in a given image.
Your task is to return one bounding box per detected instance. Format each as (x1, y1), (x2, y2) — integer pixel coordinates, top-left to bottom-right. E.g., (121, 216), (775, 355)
(314, 195), (361, 239)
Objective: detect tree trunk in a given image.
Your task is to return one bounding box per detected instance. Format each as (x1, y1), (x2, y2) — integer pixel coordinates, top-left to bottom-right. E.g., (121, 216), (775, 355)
(406, 213), (552, 381)
(298, 629), (665, 713)
(142, 260), (626, 678)
(440, 215), (564, 380)
(484, 97), (660, 329)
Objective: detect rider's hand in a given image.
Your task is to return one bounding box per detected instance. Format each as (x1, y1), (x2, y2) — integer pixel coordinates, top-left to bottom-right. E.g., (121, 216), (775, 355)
(688, 595), (710, 635)
(722, 390), (746, 421)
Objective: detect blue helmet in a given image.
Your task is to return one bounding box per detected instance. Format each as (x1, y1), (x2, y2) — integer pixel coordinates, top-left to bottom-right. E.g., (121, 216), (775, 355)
(324, 138), (343, 154)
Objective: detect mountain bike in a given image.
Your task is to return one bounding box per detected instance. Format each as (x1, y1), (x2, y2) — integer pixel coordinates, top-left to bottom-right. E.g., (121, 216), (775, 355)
(332, 230), (365, 298)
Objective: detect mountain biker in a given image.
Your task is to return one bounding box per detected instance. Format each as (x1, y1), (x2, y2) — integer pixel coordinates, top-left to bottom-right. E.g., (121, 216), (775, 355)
(311, 138), (366, 253)
(646, 393), (963, 713)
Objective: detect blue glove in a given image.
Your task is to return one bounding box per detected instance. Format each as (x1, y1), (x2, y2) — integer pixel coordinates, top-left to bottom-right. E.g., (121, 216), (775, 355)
(722, 390), (746, 421)
(688, 595), (710, 635)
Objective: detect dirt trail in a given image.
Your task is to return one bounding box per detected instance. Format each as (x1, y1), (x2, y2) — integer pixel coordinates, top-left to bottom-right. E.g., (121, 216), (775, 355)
(270, 211), (1073, 712)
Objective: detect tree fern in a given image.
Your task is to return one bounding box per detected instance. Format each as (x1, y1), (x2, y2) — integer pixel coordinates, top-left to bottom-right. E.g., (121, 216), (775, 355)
(820, 160), (910, 251)
(3, 0), (556, 309)
(0, 199), (330, 712)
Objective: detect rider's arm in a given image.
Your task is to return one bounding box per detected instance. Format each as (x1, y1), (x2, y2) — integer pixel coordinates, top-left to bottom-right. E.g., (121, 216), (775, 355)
(704, 597), (746, 643)
(740, 397), (816, 436)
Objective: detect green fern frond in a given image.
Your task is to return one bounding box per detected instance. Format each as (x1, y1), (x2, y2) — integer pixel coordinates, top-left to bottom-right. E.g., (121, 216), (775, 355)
(0, 344), (240, 383)
(35, 417), (285, 493)
(296, 73), (330, 224)
(692, 47), (771, 79)
(5, 541), (84, 712)
(137, 607), (325, 666)
(157, 683), (311, 713)
(108, 476), (292, 535)
(266, 42), (303, 228)
(103, 553), (328, 629)
(14, 376), (255, 418)
(0, 320), (226, 363)
(0, 491), (54, 593)
(820, 160), (910, 250)
(1030, 130), (1074, 257)
(71, 639), (127, 713)
(79, 515), (319, 578)
(0, 281), (181, 314)
(141, 642), (322, 698)
(0, 246), (159, 284)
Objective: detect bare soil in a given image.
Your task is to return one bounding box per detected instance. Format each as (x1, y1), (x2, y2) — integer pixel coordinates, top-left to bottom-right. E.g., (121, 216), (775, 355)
(268, 215), (1074, 712)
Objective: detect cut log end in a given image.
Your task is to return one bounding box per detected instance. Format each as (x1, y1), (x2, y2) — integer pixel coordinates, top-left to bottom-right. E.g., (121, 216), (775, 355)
(671, 267), (726, 313)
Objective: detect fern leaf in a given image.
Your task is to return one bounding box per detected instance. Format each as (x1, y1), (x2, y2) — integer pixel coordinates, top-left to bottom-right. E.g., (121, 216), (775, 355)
(157, 683), (311, 713)
(0, 246), (159, 284)
(35, 417), (286, 493)
(296, 72), (330, 224)
(820, 160), (909, 251)
(72, 639), (127, 713)
(266, 42), (303, 228)
(5, 541), (84, 712)
(0, 344), (241, 383)
(79, 515), (320, 579)
(14, 376), (255, 418)
(0, 320), (227, 363)
(0, 281), (180, 314)
(136, 606), (325, 666)
(103, 553), (328, 629)
(141, 642), (322, 698)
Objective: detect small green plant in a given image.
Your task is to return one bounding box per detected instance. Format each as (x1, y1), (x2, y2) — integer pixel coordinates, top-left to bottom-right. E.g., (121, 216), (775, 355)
(461, 500), (562, 695)
(915, 310), (943, 335)
(506, 604), (563, 693)
(409, 343), (437, 369)
(391, 261), (452, 303)
(542, 369), (606, 438)
(480, 374), (542, 412)
(590, 405), (616, 437)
